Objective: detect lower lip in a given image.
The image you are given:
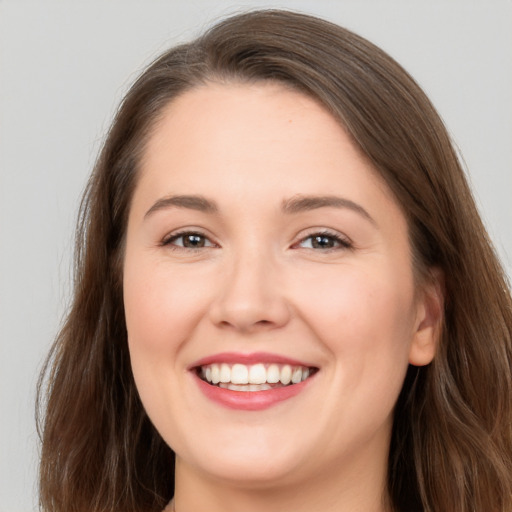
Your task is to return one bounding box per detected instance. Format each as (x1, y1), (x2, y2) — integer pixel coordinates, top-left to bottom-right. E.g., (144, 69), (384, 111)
(194, 374), (313, 411)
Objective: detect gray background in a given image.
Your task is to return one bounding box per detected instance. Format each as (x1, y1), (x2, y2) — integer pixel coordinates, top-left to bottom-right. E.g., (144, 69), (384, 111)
(1, 1), (511, 510)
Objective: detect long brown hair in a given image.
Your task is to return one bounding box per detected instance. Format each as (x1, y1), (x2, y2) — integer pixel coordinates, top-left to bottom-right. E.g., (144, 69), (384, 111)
(37, 9), (512, 512)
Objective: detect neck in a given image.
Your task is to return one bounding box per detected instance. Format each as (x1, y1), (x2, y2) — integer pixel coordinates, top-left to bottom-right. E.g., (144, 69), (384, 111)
(172, 451), (391, 512)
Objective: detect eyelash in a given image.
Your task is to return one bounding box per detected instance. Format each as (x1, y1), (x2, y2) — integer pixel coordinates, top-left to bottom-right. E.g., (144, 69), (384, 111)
(161, 231), (217, 250)
(161, 230), (352, 252)
(295, 230), (352, 251)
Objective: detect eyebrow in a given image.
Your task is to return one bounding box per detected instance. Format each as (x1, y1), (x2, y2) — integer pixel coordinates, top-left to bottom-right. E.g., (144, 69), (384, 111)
(145, 194), (219, 218)
(282, 195), (376, 225)
(144, 193), (375, 225)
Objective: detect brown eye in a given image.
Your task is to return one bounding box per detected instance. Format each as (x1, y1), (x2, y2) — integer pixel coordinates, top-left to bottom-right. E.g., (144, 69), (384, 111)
(182, 234), (206, 247)
(311, 235), (337, 249)
(163, 232), (215, 249)
(298, 232), (352, 250)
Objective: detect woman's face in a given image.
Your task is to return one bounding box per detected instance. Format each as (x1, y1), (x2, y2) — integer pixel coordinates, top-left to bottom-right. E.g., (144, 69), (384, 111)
(123, 83), (438, 489)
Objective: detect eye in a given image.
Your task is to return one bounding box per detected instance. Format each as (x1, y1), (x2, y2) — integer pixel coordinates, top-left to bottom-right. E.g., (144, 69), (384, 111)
(297, 231), (352, 250)
(162, 231), (216, 249)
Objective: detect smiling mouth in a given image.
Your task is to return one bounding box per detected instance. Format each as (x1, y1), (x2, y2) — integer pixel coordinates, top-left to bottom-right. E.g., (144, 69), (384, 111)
(196, 363), (318, 392)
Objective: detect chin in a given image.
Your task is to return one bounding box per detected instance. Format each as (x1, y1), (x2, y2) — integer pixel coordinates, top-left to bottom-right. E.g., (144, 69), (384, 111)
(175, 432), (311, 488)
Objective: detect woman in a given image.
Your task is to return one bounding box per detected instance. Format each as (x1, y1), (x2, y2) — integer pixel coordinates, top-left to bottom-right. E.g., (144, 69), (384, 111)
(37, 9), (512, 512)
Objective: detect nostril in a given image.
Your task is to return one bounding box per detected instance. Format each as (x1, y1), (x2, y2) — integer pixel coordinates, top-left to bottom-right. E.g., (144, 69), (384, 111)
(217, 318), (274, 331)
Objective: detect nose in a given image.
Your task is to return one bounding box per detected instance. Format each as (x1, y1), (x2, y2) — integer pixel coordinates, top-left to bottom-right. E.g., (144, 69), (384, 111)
(208, 249), (291, 334)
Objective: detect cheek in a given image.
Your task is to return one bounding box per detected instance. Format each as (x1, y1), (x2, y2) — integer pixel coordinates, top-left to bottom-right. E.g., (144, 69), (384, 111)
(293, 261), (417, 389)
(298, 265), (416, 428)
(123, 257), (211, 364)
(299, 263), (414, 335)
(122, 257), (214, 439)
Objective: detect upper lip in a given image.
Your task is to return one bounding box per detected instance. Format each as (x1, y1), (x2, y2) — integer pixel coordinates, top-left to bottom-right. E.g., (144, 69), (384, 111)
(188, 351), (317, 370)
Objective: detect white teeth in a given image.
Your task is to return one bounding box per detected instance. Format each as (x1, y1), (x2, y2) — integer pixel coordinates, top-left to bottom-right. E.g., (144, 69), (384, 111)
(280, 365), (292, 385)
(231, 364), (249, 384)
(200, 362), (314, 388)
(211, 364), (220, 384)
(267, 364), (280, 383)
(291, 367), (302, 384)
(219, 363), (231, 383)
(248, 363), (267, 384)
(219, 383), (273, 392)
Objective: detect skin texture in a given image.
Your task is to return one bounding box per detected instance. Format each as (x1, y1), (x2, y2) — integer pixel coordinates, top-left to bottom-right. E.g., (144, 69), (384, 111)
(123, 83), (441, 512)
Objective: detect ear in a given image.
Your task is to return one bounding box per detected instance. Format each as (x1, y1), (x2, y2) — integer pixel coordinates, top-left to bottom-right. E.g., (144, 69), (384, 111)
(409, 268), (445, 367)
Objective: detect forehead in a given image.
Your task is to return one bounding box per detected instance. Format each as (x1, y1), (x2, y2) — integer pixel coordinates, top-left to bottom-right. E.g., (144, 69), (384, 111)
(133, 82), (400, 221)
(145, 81), (351, 162)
